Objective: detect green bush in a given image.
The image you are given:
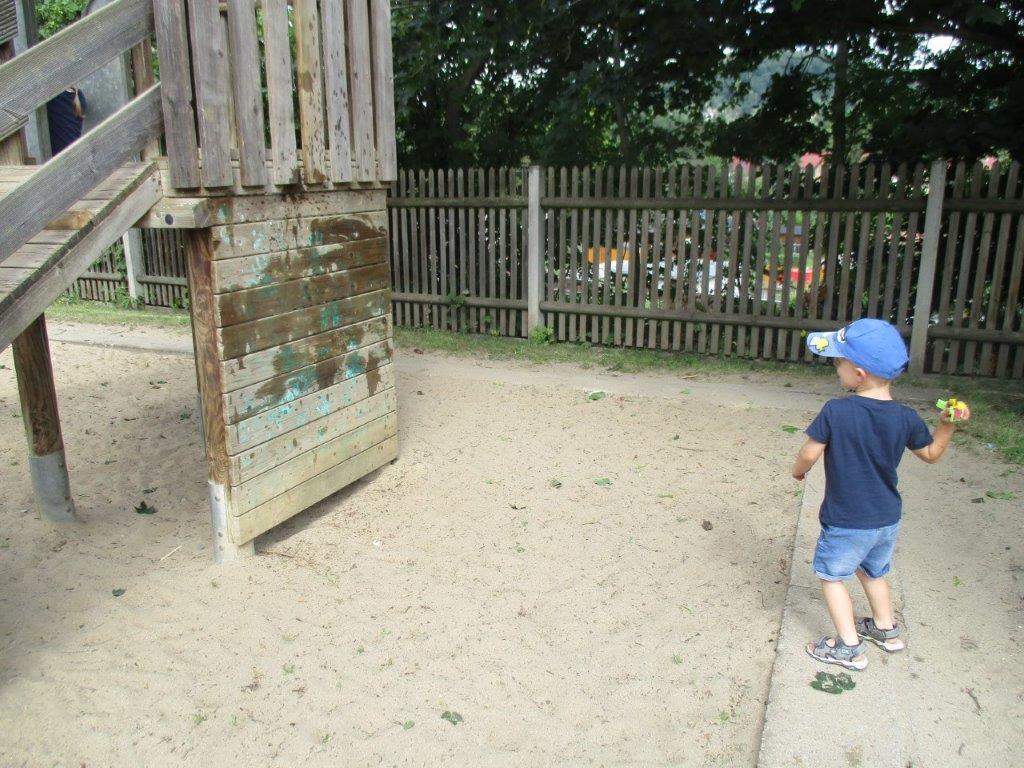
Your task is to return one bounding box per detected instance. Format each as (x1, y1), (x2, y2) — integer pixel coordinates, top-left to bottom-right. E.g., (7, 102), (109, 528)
(529, 325), (555, 345)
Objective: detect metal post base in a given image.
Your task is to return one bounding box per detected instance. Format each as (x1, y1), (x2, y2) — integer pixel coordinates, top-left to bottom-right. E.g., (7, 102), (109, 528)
(208, 481), (254, 563)
(28, 450), (77, 522)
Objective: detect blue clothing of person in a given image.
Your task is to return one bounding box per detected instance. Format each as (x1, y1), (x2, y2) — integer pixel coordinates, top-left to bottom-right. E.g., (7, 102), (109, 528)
(805, 396), (933, 529)
(47, 89), (86, 155)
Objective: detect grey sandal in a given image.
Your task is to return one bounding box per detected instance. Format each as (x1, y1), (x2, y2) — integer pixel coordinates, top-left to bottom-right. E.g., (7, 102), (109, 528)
(856, 617), (905, 652)
(806, 636), (868, 671)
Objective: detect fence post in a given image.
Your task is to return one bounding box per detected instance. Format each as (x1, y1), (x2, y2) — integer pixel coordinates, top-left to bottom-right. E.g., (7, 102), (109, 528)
(526, 165), (542, 333)
(909, 159), (947, 376)
(122, 229), (145, 301)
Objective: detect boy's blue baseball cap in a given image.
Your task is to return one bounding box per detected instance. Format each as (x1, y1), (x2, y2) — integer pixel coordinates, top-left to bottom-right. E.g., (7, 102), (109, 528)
(806, 318), (909, 379)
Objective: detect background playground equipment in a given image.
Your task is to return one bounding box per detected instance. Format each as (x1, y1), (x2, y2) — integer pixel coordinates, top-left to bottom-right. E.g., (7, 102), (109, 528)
(0, 0), (400, 561)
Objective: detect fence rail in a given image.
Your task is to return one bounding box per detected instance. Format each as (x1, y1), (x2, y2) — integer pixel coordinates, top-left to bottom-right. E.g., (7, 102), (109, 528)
(70, 160), (1024, 379)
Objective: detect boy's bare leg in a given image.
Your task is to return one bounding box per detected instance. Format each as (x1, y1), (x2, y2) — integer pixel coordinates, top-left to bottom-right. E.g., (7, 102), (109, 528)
(820, 580), (860, 646)
(856, 569), (895, 630)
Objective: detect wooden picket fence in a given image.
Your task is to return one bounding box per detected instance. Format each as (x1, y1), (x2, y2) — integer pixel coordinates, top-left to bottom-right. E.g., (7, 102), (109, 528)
(71, 230), (189, 308)
(67, 159), (1024, 379)
(388, 161), (1024, 379)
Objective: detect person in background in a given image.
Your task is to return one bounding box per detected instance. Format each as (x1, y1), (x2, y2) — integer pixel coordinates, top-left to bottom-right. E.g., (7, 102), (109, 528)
(47, 86), (86, 154)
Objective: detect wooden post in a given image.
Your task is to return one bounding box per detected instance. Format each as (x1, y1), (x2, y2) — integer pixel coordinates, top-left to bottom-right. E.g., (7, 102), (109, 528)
(1, 36), (76, 522)
(12, 317), (76, 521)
(122, 229), (145, 300)
(527, 165), (542, 333)
(909, 159), (947, 375)
(183, 229), (254, 562)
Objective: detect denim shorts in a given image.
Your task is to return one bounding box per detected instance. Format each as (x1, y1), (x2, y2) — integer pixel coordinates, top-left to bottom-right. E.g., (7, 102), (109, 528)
(813, 521), (901, 581)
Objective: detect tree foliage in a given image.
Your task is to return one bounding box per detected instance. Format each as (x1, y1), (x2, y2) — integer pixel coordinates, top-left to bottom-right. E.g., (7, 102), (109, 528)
(392, 0), (1024, 166)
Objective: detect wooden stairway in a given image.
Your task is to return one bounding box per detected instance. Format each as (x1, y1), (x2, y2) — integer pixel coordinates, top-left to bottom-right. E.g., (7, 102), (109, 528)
(0, 161), (161, 351)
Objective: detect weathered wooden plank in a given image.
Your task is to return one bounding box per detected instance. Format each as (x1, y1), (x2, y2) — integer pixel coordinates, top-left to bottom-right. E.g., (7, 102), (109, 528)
(187, 0), (233, 186)
(963, 164), (1002, 370)
(225, 339), (392, 424)
(211, 212), (388, 259)
(212, 237), (386, 292)
(129, 38), (160, 159)
(218, 288), (390, 358)
(153, 0), (199, 188)
(293, 0), (328, 184)
(136, 197), (211, 228)
(980, 162), (1020, 373)
(896, 163), (925, 329)
(222, 314), (391, 392)
(320, 0), (353, 182)
(209, 189), (386, 225)
(228, 436), (398, 543)
(370, 0), (398, 181)
(232, 387), (396, 481)
(0, 87), (162, 264)
(0, 0), (151, 141)
(225, 0), (269, 186)
(263, 0), (300, 185)
(215, 261), (390, 326)
(931, 162), (965, 373)
(232, 411), (397, 513)
(0, 173), (161, 351)
(346, 0), (376, 180)
(230, 356), (393, 450)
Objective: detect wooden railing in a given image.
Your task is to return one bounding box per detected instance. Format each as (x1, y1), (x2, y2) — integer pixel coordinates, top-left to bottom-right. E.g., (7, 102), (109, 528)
(154, 0), (397, 193)
(0, 0), (161, 262)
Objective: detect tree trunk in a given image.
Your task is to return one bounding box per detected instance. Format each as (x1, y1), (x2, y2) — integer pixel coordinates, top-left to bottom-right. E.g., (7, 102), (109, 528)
(832, 38), (848, 163)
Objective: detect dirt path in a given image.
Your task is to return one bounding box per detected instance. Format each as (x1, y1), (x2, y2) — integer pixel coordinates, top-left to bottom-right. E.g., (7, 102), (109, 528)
(0, 325), (1014, 766)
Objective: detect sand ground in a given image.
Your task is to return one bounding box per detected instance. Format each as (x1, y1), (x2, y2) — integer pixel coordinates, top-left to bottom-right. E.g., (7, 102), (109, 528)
(0, 323), (1019, 767)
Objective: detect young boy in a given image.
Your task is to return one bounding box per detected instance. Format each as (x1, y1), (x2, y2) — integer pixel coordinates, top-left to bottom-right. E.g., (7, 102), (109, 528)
(791, 318), (970, 671)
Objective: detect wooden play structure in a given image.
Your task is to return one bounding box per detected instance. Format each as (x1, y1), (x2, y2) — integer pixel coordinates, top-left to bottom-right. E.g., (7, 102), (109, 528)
(0, 0), (399, 561)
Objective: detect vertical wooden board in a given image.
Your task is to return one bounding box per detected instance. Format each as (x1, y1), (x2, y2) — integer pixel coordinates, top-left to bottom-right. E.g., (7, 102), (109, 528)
(294, 0), (329, 184)
(321, 0), (354, 182)
(187, 0), (233, 187)
(724, 164), (743, 357)
(672, 165), (690, 351)
(465, 170), (477, 332)
(510, 172), (521, 336)
(881, 163), (908, 324)
(486, 168), (497, 334)
(711, 163), (729, 355)
(225, 0), (268, 186)
(557, 167), (568, 341)
(612, 166), (627, 346)
(996, 213), (1024, 377)
(737, 165), (757, 357)
(896, 164), (925, 329)
(633, 168), (650, 348)
(263, 0), (300, 185)
(948, 164), (984, 372)
(602, 167), (616, 347)
(931, 162), (965, 373)
(852, 164), (876, 322)
(580, 168), (593, 343)
(837, 164), (859, 324)
(648, 170), (665, 349)
(981, 163), (1019, 373)
(866, 162), (891, 320)
(346, 0), (376, 180)
(567, 167), (580, 342)
(456, 169), (467, 331)
(751, 165), (771, 357)
(369, 0), (397, 181)
(437, 170), (450, 330)
(685, 165), (702, 352)
(789, 164), (814, 360)
(427, 170), (439, 328)
(152, 0), (200, 188)
(963, 164), (1001, 370)
(624, 167), (639, 345)
(822, 164), (844, 324)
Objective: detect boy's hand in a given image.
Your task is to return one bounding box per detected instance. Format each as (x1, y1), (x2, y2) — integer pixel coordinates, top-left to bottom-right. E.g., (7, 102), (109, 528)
(939, 402), (971, 424)
(793, 471), (806, 481)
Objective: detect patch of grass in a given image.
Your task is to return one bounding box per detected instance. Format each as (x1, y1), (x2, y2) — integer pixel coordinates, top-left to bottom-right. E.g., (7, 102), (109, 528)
(47, 297), (191, 329)
(394, 326), (828, 379)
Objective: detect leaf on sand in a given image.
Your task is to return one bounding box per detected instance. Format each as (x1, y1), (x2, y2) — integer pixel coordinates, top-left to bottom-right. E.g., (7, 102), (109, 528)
(986, 490), (1015, 500)
(112, 588), (126, 597)
(549, 479), (562, 489)
(594, 478), (612, 487)
(587, 390), (606, 401)
(810, 671), (855, 694)
(441, 711), (463, 725)
(134, 501), (157, 515)
(781, 425), (800, 434)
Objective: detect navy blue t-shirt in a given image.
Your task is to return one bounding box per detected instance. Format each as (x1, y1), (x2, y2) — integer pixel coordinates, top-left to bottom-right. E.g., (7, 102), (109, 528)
(806, 396), (933, 529)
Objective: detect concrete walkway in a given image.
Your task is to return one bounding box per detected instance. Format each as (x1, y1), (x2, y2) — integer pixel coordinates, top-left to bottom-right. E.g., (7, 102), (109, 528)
(759, 449), (1024, 766)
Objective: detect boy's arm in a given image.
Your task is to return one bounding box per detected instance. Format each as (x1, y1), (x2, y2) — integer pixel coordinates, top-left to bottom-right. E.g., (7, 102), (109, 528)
(912, 403), (971, 464)
(792, 438), (825, 481)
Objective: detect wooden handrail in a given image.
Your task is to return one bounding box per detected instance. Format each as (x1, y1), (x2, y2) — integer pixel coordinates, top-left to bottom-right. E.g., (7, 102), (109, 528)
(0, 84), (164, 264)
(0, 0), (152, 141)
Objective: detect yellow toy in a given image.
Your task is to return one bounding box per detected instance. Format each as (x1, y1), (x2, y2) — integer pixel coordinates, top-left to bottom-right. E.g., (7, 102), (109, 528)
(936, 397), (968, 421)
